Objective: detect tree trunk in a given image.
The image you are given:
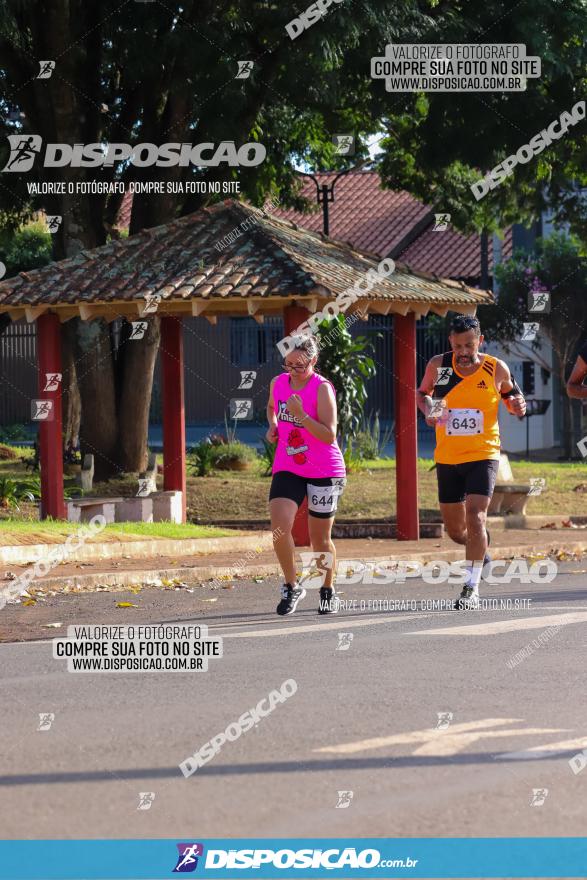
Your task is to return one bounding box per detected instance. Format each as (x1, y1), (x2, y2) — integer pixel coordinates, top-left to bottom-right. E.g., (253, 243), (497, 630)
(61, 322), (81, 449)
(116, 317), (161, 473)
(73, 319), (118, 481)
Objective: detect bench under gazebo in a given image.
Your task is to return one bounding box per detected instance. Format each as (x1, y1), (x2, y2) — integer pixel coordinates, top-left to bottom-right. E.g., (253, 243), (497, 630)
(0, 199), (493, 542)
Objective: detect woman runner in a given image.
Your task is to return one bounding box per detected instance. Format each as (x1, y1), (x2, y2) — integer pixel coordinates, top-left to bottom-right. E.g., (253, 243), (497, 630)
(266, 336), (346, 615)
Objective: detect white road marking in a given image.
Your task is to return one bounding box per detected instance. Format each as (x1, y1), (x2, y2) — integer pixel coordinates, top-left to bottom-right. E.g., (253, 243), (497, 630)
(405, 611), (587, 637)
(217, 614), (423, 639)
(500, 737), (587, 761)
(314, 718), (569, 757)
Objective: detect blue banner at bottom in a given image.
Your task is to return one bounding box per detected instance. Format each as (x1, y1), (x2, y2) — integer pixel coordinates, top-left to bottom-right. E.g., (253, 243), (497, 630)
(1, 838), (587, 879)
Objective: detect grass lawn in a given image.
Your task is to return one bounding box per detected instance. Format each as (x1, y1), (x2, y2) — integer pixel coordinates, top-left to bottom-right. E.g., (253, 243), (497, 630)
(1, 446), (586, 528)
(0, 519), (242, 545)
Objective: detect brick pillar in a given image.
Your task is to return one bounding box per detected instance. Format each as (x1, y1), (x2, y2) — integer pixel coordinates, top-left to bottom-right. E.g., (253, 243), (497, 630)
(160, 316), (186, 523)
(37, 312), (65, 519)
(393, 313), (420, 540)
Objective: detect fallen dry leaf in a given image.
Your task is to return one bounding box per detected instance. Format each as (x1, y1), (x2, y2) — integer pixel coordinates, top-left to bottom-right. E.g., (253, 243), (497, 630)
(128, 585), (143, 594)
(116, 601), (137, 608)
(42, 622), (62, 628)
(22, 598), (36, 606)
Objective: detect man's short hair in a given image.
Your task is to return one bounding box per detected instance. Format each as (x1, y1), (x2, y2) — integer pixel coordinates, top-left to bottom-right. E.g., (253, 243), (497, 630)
(450, 314), (481, 336)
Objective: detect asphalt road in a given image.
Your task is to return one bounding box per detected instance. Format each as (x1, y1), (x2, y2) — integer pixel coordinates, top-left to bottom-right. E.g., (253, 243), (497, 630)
(2, 564), (587, 843)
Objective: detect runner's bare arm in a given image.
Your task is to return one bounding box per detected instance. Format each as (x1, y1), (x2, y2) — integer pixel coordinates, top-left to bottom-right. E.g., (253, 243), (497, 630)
(566, 354), (587, 399)
(417, 355), (443, 423)
(290, 382), (337, 445)
(266, 377), (278, 442)
(496, 360), (526, 417)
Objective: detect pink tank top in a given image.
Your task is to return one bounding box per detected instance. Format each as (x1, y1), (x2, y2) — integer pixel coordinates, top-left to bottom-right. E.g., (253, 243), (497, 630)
(272, 372), (346, 478)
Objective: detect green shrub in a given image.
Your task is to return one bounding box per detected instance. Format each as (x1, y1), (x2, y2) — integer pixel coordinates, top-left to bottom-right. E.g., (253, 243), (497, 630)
(258, 438), (277, 476)
(353, 412), (394, 460)
(211, 441), (255, 471)
(342, 439), (364, 473)
(189, 440), (215, 477)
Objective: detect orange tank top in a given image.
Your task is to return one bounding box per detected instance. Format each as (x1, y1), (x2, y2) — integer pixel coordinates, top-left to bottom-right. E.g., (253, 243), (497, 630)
(432, 352), (501, 465)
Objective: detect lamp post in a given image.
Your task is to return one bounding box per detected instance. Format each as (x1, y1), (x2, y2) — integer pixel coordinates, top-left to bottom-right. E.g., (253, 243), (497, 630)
(298, 159), (372, 236)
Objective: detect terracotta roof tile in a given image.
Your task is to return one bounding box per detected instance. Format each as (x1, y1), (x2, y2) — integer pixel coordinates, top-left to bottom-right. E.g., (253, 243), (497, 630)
(398, 226), (514, 280)
(0, 200), (492, 312)
(270, 170), (512, 282)
(271, 171), (432, 257)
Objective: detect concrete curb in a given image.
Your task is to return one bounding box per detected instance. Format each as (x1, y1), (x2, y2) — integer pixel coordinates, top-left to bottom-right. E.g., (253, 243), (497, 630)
(18, 538), (587, 596)
(0, 532), (270, 566)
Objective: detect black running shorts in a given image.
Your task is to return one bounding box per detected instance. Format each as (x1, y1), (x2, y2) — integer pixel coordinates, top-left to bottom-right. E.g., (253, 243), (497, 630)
(436, 459), (499, 504)
(269, 471), (346, 518)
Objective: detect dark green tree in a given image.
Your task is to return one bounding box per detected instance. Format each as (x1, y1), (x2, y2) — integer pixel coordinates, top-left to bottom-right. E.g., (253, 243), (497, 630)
(480, 233), (587, 458)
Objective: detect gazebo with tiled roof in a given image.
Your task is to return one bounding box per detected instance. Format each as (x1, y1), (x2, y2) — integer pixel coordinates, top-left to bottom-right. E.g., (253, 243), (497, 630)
(0, 200), (493, 542)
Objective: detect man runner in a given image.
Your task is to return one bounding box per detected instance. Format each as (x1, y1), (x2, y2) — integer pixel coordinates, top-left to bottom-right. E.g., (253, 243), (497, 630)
(417, 314), (526, 609)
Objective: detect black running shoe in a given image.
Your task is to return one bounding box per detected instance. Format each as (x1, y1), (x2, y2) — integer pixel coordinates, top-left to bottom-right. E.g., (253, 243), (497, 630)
(276, 583), (306, 616)
(318, 587), (339, 614)
(454, 585), (480, 610)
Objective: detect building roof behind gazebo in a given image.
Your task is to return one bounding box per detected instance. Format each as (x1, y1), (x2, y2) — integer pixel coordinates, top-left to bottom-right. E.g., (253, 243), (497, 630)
(0, 200), (493, 323)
